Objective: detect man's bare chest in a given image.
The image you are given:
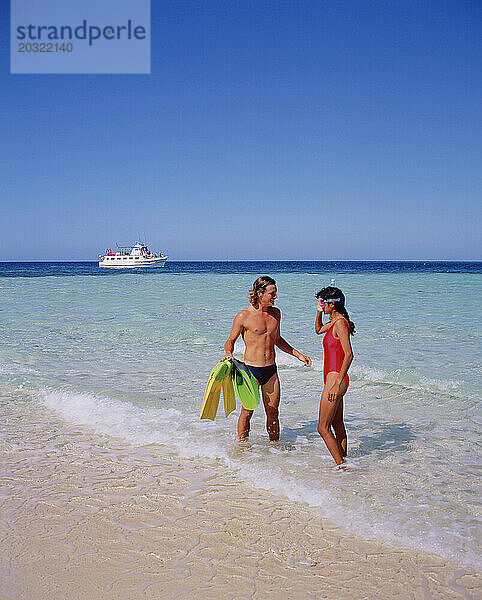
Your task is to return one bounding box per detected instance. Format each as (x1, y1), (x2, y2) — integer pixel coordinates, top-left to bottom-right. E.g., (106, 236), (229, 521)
(244, 314), (278, 336)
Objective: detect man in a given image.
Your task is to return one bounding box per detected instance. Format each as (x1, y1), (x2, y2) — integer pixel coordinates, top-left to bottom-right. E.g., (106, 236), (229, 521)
(223, 276), (311, 441)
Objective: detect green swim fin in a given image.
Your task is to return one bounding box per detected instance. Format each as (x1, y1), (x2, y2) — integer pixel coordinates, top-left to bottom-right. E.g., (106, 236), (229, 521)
(231, 358), (260, 410)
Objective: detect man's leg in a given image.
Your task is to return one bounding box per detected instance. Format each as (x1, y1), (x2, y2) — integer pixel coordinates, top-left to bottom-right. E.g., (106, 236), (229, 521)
(238, 407), (254, 440)
(261, 373), (281, 441)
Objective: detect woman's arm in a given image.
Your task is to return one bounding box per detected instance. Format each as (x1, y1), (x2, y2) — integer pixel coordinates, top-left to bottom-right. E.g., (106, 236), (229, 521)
(315, 307), (332, 334)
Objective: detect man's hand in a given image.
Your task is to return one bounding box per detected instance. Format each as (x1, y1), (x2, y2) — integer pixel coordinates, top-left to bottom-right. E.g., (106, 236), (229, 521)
(297, 353), (312, 367)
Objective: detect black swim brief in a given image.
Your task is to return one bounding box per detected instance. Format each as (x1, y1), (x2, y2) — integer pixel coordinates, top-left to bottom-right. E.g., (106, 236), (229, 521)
(246, 364), (277, 386)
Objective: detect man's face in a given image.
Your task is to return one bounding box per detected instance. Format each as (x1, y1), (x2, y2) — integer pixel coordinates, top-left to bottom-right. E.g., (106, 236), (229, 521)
(259, 284), (277, 306)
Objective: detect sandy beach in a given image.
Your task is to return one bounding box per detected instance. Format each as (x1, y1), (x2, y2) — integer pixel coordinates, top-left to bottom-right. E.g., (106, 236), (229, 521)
(1, 403), (480, 600)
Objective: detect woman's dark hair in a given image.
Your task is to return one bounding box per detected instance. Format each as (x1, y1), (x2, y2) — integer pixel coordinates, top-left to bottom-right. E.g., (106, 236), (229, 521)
(249, 276), (276, 306)
(315, 286), (356, 334)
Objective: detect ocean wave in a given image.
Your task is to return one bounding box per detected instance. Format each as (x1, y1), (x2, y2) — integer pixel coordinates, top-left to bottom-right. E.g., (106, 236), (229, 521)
(263, 353), (467, 398)
(0, 363), (38, 376)
(352, 365), (463, 393)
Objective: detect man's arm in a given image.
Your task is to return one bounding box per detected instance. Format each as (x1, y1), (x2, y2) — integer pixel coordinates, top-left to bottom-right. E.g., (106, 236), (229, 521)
(223, 312), (244, 358)
(274, 309), (312, 367)
(276, 335), (312, 366)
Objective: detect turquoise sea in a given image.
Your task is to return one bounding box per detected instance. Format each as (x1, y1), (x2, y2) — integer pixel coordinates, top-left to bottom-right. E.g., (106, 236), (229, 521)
(1, 261), (480, 570)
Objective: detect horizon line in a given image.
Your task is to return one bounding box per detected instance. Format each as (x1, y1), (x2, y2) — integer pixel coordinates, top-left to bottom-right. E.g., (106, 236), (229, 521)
(1, 259), (481, 264)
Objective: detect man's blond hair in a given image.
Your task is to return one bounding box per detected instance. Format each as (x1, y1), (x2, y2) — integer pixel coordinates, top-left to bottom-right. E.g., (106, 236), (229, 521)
(248, 276), (276, 306)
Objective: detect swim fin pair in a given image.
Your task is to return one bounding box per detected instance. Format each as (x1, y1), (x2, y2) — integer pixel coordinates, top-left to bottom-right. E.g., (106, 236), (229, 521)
(200, 358), (261, 421)
(200, 359), (236, 420)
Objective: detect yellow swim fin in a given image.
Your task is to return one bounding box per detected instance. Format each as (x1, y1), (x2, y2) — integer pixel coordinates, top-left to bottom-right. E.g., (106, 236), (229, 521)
(200, 377), (222, 420)
(200, 360), (231, 421)
(222, 376), (236, 417)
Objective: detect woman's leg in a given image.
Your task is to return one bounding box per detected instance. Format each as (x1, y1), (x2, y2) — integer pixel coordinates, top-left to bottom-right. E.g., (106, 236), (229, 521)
(332, 398), (347, 457)
(317, 372), (348, 465)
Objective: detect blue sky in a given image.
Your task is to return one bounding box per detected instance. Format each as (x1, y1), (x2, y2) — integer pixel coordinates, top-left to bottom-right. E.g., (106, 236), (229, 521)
(1, 0), (481, 260)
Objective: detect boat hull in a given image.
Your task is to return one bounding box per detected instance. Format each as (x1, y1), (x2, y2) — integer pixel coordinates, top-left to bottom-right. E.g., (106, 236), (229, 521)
(98, 258), (167, 268)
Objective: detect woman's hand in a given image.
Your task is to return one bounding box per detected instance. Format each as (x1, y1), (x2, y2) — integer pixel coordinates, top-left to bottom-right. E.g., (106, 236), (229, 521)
(327, 381), (341, 402)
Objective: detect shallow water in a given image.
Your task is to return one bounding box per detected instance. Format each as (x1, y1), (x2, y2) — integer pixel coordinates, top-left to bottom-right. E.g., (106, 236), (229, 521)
(1, 262), (480, 570)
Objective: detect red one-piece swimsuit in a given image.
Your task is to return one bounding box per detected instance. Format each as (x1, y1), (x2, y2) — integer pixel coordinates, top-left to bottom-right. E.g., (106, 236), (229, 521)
(322, 317), (350, 387)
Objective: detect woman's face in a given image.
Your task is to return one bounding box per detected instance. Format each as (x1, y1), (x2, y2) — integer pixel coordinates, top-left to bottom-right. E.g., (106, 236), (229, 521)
(319, 299), (335, 314)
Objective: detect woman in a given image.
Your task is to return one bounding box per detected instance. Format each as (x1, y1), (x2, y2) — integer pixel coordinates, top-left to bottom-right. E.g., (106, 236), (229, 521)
(315, 286), (355, 467)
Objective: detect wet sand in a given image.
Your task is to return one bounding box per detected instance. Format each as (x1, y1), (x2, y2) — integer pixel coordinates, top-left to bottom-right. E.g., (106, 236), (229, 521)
(1, 404), (480, 600)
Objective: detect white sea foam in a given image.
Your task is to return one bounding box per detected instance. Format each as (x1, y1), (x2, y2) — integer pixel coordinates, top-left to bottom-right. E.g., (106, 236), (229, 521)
(39, 386), (481, 571)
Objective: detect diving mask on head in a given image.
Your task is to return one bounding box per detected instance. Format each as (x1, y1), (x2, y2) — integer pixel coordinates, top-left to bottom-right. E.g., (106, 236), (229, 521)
(318, 297), (340, 306)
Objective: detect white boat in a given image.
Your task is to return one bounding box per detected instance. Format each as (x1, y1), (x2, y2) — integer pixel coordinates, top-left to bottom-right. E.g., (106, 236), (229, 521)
(99, 242), (168, 268)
